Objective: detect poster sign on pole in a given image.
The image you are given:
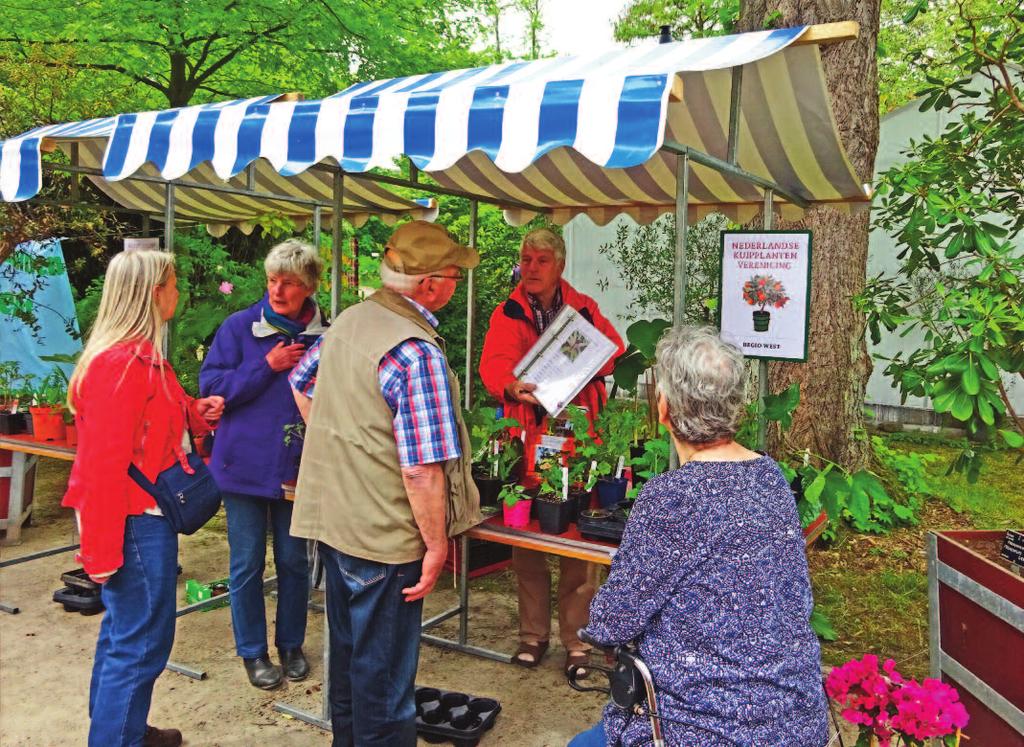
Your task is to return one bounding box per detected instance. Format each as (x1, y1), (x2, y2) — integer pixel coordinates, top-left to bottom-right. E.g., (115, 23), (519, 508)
(718, 231), (812, 362)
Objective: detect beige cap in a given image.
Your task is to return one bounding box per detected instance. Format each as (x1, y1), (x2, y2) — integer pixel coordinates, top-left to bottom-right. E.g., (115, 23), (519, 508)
(383, 221), (480, 275)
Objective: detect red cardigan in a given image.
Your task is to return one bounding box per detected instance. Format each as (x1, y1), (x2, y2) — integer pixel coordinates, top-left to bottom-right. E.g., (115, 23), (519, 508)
(479, 279), (625, 470)
(63, 340), (212, 575)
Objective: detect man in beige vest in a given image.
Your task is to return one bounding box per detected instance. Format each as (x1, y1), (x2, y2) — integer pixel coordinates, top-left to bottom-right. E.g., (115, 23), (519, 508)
(290, 221), (481, 747)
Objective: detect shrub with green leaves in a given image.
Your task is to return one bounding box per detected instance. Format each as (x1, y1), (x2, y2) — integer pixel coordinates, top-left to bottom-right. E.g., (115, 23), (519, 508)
(861, 0), (1024, 481)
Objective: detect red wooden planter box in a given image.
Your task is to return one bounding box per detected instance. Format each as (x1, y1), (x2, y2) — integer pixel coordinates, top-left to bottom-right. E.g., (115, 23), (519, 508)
(928, 530), (1024, 745)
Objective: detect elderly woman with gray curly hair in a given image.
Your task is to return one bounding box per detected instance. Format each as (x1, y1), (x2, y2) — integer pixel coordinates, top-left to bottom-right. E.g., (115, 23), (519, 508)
(569, 327), (829, 747)
(199, 239), (328, 691)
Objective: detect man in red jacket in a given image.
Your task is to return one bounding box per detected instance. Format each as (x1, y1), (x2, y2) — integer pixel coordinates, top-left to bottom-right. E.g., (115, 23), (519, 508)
(479, 228), (624, 675)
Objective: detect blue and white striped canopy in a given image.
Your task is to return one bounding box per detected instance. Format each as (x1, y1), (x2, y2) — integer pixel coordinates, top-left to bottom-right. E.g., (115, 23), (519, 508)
(2, 26), (869, 227)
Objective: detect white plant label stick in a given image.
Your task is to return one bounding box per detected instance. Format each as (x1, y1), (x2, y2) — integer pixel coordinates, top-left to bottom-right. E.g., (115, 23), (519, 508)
(562, 465), (569, 501)
(615, 456), (625, 479)
(492, 441), (499, 478)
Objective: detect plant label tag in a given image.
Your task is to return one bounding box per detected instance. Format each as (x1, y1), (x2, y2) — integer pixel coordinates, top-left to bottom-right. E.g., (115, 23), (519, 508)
(562, 466), (569, 500)
(615, 456), (624, 479)
(1001, 530), (1024, 568)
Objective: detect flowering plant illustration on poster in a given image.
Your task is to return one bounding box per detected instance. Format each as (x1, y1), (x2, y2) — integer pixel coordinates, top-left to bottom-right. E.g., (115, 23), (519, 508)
(741, 275), (789, 332)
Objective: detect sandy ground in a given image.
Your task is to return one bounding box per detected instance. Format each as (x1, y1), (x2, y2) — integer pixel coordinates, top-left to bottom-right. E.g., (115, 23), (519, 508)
(1, 461), (604, 746)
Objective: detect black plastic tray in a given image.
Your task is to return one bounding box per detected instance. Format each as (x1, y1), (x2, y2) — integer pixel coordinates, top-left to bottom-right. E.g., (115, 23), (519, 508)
(53, 585), (104, 615)
(61, 568), (100, 592)
(415, 686), (501, 746)
(577, 506), (629, 544)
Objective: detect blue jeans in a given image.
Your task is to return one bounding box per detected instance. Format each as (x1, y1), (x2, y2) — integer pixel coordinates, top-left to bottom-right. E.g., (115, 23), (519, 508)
(88, 513), (178, 747)
(319, 544), (423, 747)
(568, 721), (607, 747)
(224, 493), (309, 658)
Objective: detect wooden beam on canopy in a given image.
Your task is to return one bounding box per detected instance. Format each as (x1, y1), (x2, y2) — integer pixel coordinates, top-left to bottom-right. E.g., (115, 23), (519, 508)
(792, 21), (860, 47)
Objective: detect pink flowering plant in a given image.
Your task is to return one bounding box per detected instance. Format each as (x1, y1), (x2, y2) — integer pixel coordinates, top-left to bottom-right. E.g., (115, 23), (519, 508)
(825, 654), (968, 746)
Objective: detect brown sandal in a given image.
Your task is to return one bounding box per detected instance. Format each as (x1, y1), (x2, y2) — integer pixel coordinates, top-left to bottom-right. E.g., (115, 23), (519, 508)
(565, 649), (591, 679)
(513, 640), (549, 668)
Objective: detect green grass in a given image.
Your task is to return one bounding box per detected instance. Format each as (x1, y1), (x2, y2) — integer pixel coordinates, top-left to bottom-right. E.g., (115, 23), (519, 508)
(908, 442), (1023, 528)
(810, 434), (1022, 680)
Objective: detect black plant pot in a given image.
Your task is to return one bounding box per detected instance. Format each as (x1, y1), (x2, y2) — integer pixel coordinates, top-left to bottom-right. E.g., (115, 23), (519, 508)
(595, 477), (628, 509)
(0, 412), (26, 435)
(569, 489), (590, 522)
(629, 442), (646, 462)
(22, 411), (34, 436)
(753, 310), (771, 332)
(535, 497), (573, 535)
(472, 473), (502, 508)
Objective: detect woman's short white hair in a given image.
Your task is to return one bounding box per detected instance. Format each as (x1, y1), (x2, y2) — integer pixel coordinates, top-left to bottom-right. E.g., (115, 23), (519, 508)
(264, 239), (323, 290)
(654, 326), (746, 443)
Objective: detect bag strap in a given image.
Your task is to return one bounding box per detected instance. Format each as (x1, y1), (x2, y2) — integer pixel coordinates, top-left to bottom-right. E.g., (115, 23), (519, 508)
(128, 462), (160, 495)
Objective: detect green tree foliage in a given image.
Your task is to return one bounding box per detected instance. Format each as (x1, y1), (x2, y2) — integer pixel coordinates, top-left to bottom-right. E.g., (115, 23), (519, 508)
(613, 0), (740, 41)
(860, 0), (1024, 480)
(596, 213), (728, 322)
(0, 0), (491, 110)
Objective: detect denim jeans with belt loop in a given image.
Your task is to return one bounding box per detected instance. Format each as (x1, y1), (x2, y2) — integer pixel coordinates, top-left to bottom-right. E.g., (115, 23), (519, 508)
(88, 513), (178, 747)
(319, 543), (424, 747)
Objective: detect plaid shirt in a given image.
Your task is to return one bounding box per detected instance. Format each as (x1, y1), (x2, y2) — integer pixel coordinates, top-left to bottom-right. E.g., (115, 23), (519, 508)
(288, 298), (461, 468)
(527, 286), (563, 335)
(289, 335), (322, 397)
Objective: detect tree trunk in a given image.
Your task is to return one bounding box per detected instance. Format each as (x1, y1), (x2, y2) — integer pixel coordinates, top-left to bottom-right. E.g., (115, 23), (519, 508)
(738, 0), (880, 470)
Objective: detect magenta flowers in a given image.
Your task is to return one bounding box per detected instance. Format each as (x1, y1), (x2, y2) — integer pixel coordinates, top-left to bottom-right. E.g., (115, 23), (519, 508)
(826, 655), (969, 746)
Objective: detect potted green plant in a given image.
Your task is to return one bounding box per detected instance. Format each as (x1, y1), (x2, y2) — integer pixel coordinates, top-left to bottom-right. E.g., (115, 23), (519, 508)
(0, 361), (27, 435)
(741, 274), (789, 332)
(29, 369), (68, 442)
(628, 429), (671, 492)
(467, 407), (522, 508)
(590, 408), (634, 509)
(499, 483), (531, 528)
(17, 375), (37, 436)
(534, 459), (574, 534)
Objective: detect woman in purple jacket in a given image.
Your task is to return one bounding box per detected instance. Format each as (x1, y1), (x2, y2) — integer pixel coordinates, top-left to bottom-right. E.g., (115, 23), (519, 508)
(199, 240), (327, 690)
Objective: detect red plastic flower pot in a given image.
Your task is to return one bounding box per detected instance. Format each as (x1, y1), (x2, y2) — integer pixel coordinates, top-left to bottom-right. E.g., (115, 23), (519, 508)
(64, 424), (78, 448)
(29, 406), (66, 442)
(502, 499), (532, 528)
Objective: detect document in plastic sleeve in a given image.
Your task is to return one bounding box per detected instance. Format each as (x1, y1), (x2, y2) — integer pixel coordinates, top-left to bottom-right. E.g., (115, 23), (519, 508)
(513, 305), (617, 416)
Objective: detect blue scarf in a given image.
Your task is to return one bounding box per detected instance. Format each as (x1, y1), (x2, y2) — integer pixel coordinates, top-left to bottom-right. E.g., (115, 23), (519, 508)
(260, 295), (316, 340)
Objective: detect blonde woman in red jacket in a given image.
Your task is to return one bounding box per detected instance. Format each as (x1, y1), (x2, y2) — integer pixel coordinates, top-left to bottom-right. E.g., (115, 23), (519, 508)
(63, 250), (223, 747)
(479, 228), (624, 676)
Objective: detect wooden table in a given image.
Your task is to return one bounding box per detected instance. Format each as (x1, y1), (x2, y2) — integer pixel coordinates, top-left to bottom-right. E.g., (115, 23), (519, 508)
(1, 434), (76, 545)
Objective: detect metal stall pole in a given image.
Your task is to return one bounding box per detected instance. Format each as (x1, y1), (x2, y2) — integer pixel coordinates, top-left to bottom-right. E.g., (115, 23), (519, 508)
(464, 200), (478, 410)
(313, 206), (322, 250)
(331, 172), (344, 320)
(162, 184), (176, 357)
(669, 153), (691, 470)
(756, 190), (774, 451)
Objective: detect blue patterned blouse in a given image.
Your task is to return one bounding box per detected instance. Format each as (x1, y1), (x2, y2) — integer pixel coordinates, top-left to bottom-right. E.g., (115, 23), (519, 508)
(583, 456), (829, 747)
